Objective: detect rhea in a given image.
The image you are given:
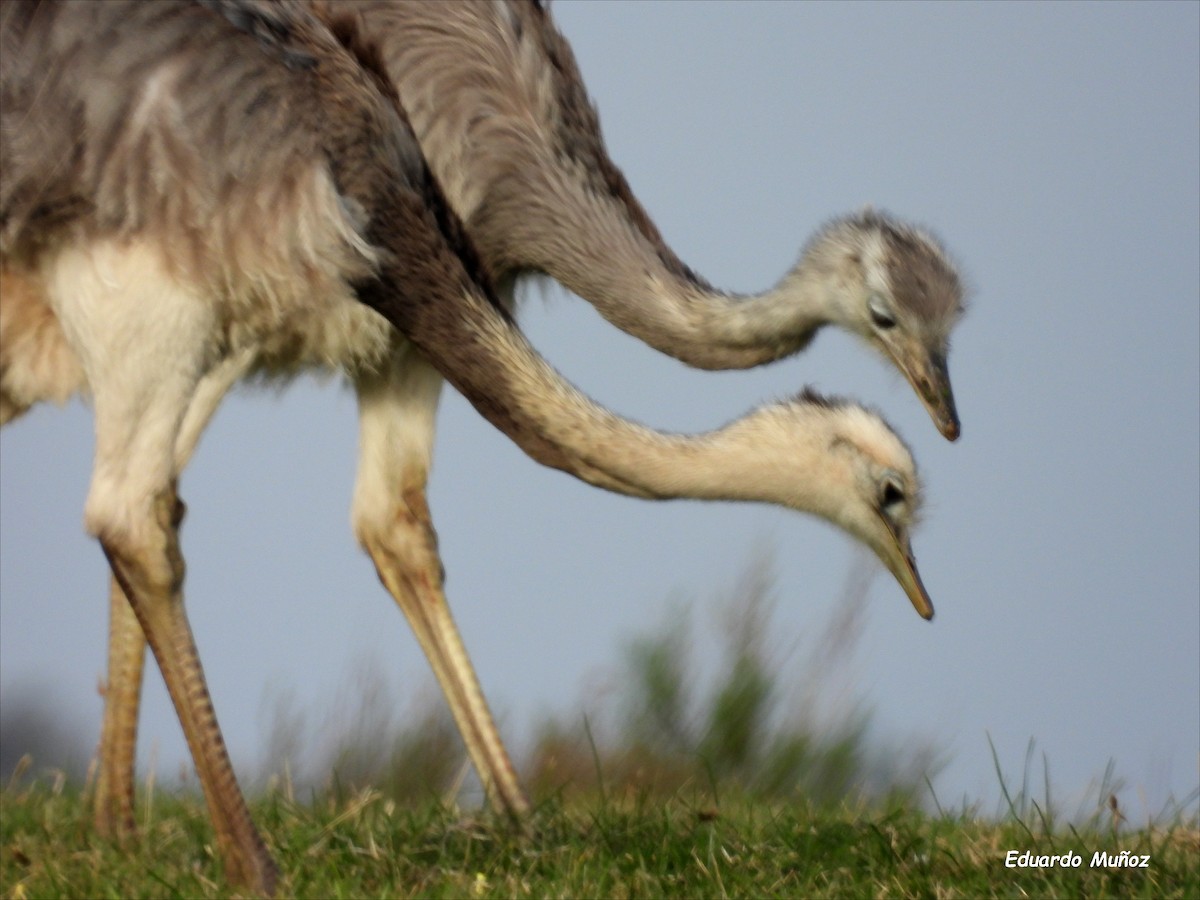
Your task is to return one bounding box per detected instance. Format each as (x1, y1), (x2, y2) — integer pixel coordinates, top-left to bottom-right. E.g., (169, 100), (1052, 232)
(69, 0), (965, 855)
(1, 0), (934, 893)
(341, 0), (966, 440)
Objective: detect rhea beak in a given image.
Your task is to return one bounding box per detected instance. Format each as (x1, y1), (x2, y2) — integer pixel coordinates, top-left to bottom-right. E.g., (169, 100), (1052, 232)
(890, 343), (960, 442)
(878, 520), (934, 620)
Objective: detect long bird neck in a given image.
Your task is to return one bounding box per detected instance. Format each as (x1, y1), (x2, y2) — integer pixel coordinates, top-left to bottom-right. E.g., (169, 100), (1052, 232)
(489, 153), (837, 371)
(356, 181), (831, 511)
(355, 0), (834, 370)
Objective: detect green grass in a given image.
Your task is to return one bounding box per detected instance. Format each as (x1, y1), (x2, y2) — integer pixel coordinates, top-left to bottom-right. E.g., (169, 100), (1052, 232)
(3, 778), (1197, 899)
(4, 562), (1196, 896)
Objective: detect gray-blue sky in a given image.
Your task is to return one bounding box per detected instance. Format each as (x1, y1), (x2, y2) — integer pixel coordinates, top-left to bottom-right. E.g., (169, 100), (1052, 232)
(2, 1), (1197, 816)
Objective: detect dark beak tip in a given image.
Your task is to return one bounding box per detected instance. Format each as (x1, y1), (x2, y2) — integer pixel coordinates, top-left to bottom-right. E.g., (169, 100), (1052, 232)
(938, 399), (961, 441)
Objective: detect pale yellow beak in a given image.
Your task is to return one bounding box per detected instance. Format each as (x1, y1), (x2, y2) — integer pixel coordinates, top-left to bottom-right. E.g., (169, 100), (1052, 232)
(878, 521), (934, 620)
(891, 547), (934, 620)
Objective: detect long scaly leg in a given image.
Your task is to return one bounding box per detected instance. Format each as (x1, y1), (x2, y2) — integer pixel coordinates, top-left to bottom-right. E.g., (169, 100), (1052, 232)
(97, 482), (276, 894)
(56, 244), (276, 894)
(352, 350), (529, 817)
(0, 267), (144, 837)
(94, 575), (145, 839)
(93, 351), (255, 839)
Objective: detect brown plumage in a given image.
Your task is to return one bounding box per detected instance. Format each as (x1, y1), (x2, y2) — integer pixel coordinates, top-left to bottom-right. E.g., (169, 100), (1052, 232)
(2, 1), (937, 892)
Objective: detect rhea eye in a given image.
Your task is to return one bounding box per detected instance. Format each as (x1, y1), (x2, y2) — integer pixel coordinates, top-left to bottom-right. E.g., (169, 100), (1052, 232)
(868, 295), (897, 330)
(880, 479), (905, 512)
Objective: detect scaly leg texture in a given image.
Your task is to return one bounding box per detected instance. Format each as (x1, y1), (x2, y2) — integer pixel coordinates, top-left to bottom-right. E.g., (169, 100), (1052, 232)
(92, 350), (255, 841)
(54, 241), (277, 894)
(98, 485), (276, 893)
(353, 352), (530, 817)
(94, 575), (145, 839)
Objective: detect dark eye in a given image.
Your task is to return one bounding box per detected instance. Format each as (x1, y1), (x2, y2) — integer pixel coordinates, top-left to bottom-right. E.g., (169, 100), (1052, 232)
(868, 295), (896, 330)
(880, 479), (905, 511)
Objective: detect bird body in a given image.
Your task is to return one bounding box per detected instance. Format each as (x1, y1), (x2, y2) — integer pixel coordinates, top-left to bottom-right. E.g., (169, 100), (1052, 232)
(2, 0), (935, 893)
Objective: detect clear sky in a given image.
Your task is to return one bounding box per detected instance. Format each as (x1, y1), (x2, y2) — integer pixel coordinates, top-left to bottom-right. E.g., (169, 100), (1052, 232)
(2, 1), (1197, 818)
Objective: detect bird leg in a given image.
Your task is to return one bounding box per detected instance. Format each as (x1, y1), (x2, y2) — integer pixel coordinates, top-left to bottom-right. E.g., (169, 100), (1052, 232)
(96, 482), (277, 895)
(94, 575), (146, 840)
(352, 354), (529, 818)
(60, 250), (276, 894)
(91, 350), (254, 843)
(358, 487), (530, 818)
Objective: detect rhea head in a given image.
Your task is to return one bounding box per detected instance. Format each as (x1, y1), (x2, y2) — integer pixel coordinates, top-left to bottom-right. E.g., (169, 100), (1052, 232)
(798, 209), (965, 441)
(717, 389), (933, 619)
